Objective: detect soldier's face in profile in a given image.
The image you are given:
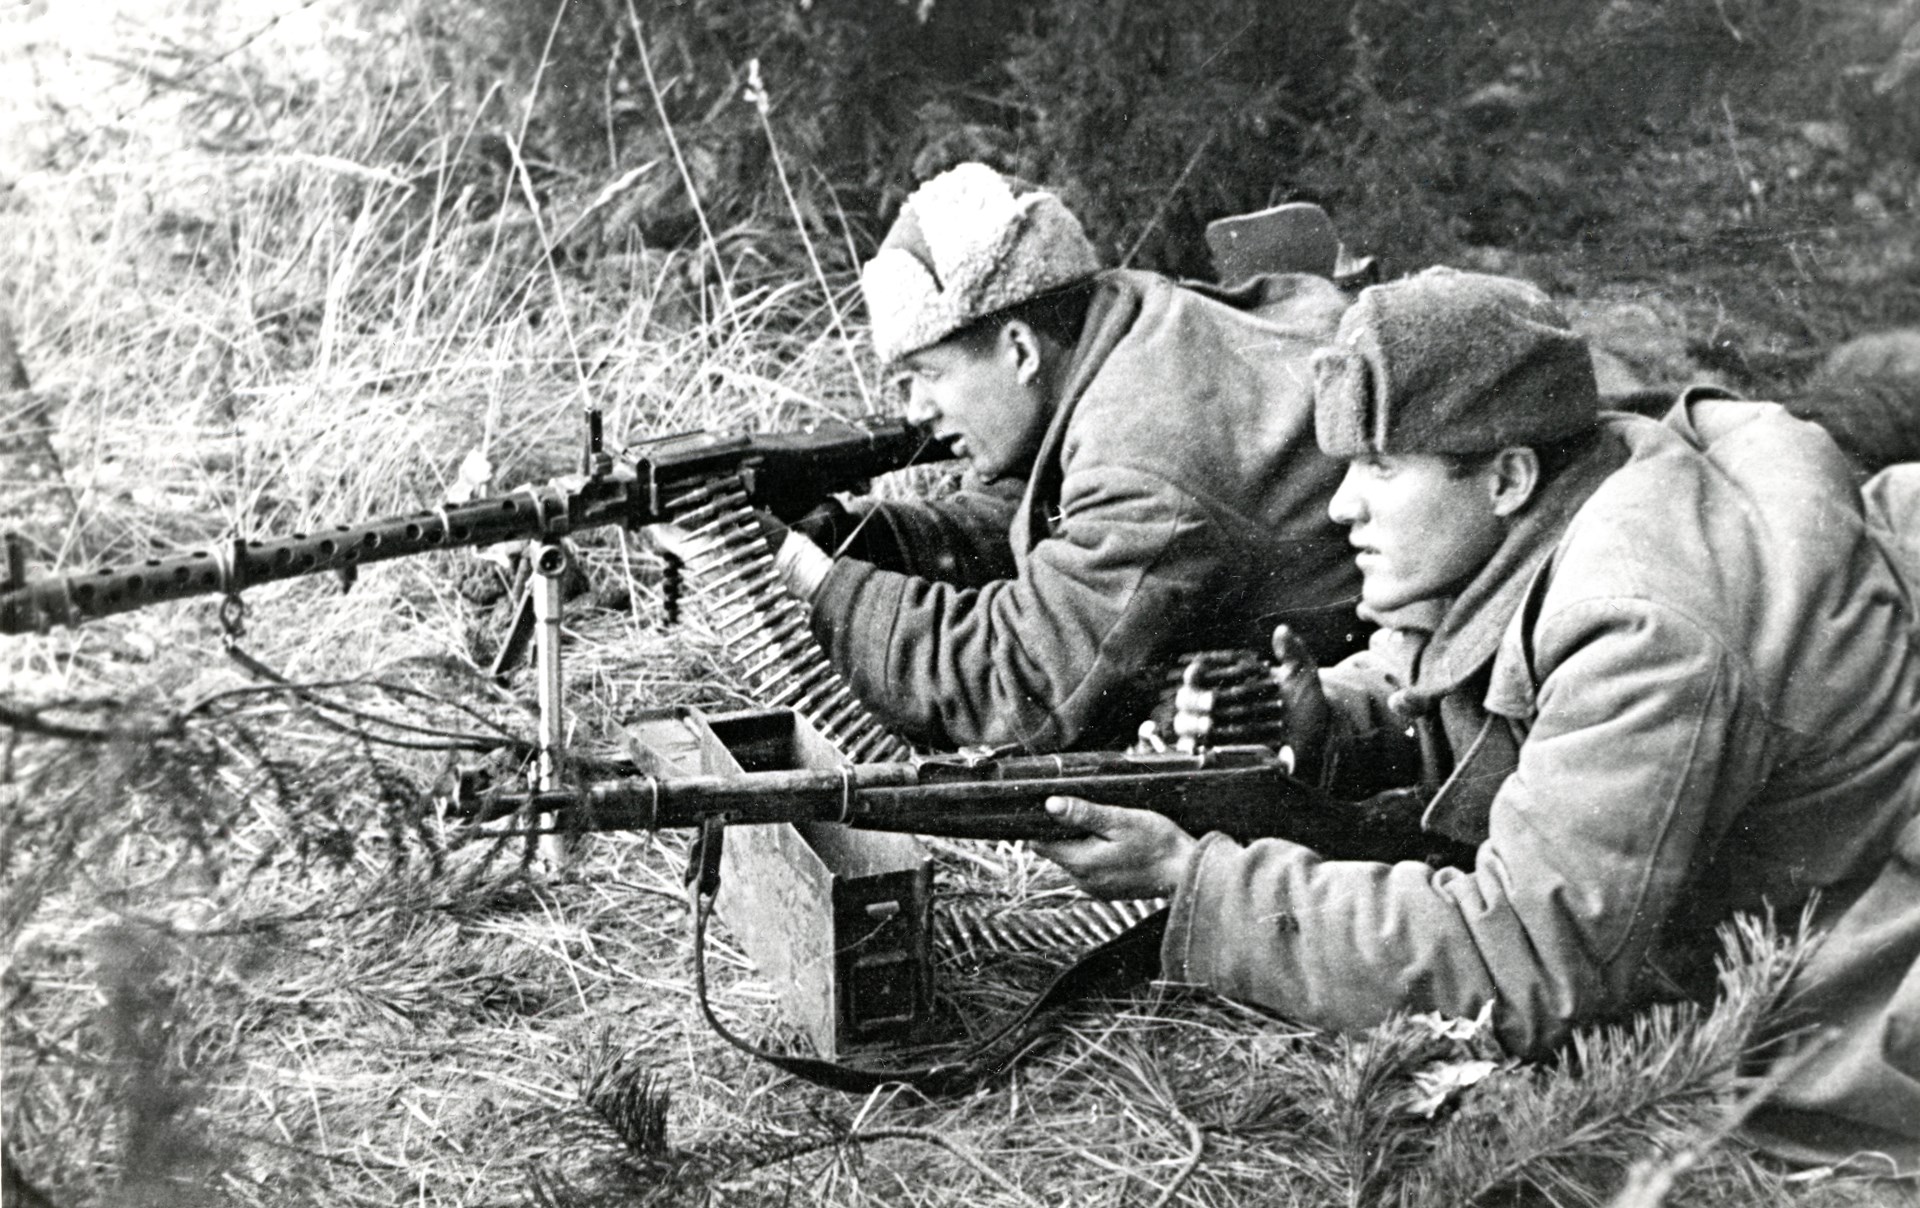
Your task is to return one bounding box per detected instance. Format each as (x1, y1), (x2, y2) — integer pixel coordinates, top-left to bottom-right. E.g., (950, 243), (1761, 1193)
(897, 322), (1051, 482)
(1328, 452), (1507, 620)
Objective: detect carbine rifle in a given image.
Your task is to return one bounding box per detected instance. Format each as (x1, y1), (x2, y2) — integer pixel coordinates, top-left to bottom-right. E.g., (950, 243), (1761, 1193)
(450, 742), (1474, 867)
(448, 738), (1474, 1094)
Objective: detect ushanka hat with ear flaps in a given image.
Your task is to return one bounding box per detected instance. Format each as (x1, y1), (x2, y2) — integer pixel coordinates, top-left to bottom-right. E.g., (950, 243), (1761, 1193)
(1313, 266), (1601, 457)
(861, 163), (1102, 364)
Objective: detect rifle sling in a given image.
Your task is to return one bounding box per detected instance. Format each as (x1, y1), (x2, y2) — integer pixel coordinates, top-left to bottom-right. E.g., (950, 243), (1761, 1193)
(690, 880), (1168, 1096)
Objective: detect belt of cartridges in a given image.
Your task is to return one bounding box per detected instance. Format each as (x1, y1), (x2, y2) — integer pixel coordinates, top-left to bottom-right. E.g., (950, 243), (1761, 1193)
(663, 478), (910, 763)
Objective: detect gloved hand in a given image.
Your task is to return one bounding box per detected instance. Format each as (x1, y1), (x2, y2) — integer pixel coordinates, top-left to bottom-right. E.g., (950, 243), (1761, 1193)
(650, 508), (802, 565)
(1170, 625), (1330, 775)
(785, 498), (857, 553)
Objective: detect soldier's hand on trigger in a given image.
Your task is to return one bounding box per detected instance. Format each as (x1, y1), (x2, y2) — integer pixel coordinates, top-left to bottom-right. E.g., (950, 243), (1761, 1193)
(782, 498), (856, 553)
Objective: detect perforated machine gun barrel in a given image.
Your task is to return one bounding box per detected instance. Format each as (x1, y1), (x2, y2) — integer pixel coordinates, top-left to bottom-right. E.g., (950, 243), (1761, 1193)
(0, 412), (957, 636)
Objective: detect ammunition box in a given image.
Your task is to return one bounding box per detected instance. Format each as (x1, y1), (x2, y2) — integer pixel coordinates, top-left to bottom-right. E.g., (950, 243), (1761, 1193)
(622, 707), (936, 1058)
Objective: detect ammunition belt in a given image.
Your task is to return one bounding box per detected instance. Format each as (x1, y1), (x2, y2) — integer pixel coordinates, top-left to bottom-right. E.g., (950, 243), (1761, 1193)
(663, 478), (909, 763)
(936, 896), (1164, 962)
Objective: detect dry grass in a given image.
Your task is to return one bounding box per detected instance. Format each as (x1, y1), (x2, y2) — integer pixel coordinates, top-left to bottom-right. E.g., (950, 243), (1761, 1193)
(2, 3), (1916, 1207)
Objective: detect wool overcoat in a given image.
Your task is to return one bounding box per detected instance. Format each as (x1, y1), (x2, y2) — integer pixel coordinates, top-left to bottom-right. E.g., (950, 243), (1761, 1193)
(809, 269), (1364, 751)
(1163, 399), (1920, 1170)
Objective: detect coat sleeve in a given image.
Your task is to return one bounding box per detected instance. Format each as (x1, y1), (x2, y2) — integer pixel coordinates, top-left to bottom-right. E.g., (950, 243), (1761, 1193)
(1161, 597), (1770, 1057)
(806, 463), (1220, 751)
(835, 476), (1022, 587)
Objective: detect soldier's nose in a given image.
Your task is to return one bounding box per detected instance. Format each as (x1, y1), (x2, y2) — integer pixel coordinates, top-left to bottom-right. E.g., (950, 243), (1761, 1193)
(1329, 465), (1365, 525)
(903, 387), (938, 425)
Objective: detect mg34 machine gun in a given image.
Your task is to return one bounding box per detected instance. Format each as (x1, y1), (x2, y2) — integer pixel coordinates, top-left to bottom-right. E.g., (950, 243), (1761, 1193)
(2, 411), (958, 770)
(1, 410), (950, 635)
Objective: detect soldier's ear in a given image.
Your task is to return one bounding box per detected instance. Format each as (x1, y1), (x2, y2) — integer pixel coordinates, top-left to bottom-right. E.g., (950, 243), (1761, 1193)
(1000, 319), (1046, 386)
(1487, 446), (1541, 519)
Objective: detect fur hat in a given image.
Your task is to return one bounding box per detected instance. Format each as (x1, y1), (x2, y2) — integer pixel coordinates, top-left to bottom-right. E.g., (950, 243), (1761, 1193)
(1314, 266), (1600, 457)
(862, 163), (1101, 364)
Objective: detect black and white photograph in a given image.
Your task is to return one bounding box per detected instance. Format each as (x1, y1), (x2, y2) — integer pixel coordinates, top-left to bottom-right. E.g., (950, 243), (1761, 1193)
(2, 1), (1916, 1203)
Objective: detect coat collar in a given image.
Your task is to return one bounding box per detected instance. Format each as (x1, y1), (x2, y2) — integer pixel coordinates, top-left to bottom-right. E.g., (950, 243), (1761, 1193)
(1397, 424), (1632, 714)
(1014, 272), (1143, 547)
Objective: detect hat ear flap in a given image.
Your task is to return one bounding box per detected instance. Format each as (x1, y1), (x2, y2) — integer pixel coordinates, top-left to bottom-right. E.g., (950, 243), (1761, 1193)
(1006, 195), (1102, 301)
(862, 248), (948, 366)
(1313, 348), (1378, 457)
(878, 203), (941, 289)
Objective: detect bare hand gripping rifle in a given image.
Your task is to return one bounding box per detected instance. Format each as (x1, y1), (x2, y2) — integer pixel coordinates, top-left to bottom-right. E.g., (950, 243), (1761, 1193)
(450, 741), (1470, 865)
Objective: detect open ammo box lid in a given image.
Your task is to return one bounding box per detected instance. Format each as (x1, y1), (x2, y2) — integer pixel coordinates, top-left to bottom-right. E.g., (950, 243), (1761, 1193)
(624, 707), (936, 1058)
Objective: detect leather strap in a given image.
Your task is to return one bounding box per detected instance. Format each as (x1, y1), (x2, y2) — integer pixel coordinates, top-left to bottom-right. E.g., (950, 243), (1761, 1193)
(690, 880), (1168, 1095)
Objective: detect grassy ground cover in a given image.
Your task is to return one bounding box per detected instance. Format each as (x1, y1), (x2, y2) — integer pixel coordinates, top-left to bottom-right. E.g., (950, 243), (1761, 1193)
(2, 2), (1916, 1206)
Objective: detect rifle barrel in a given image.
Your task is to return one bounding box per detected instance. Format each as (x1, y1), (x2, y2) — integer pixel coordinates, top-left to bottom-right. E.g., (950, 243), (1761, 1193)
(457, 746), (1439, 856)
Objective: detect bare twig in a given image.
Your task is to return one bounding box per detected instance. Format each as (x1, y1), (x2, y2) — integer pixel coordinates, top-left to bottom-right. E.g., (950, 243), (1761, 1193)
(1121, 131), (1216, 268)
(1140, 1114), (1205, 1208)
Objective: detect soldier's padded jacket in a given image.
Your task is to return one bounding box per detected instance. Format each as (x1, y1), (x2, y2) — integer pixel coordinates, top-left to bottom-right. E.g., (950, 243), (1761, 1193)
(808, 269), (1363, 752)
(1163, 397), (1920, 1170)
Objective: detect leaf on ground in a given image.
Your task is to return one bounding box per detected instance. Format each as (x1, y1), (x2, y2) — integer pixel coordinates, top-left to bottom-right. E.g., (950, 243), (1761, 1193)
(1405, 1058), (1505, 1119)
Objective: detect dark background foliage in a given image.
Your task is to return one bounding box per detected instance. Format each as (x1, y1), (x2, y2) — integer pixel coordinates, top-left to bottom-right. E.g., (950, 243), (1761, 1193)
(466, 0), (1917, 280)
